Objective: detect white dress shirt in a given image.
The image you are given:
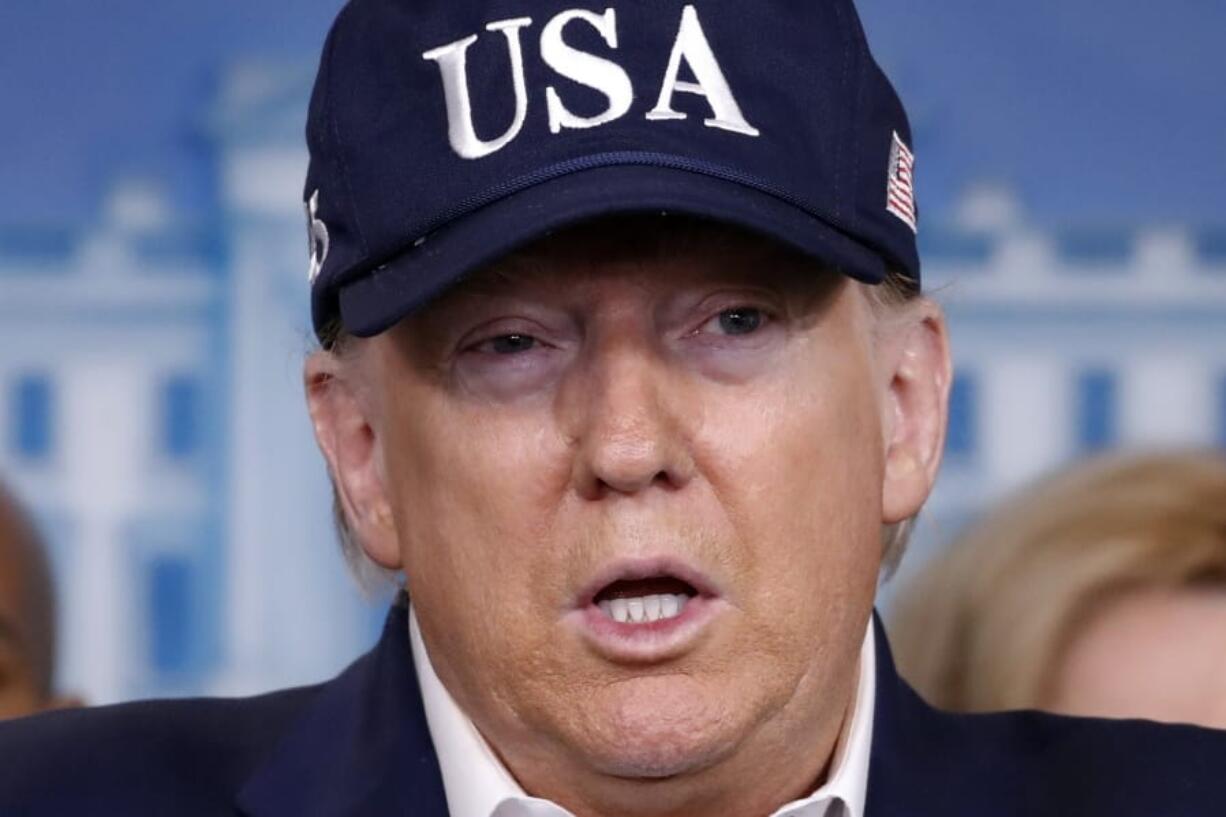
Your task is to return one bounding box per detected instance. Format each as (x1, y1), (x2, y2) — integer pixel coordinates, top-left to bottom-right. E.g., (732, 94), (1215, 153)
(410, 609), (876, 817)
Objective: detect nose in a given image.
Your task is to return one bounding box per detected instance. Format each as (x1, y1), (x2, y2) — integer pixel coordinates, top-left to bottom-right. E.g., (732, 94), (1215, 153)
(565, 340), (696, 501)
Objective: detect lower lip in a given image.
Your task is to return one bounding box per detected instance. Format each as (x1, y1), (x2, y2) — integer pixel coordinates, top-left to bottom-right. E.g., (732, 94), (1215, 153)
(568, 595), (724, 663)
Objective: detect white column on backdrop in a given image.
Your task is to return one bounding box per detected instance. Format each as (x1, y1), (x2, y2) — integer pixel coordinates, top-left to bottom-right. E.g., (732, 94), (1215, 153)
(60, 363), (148, 704)
(220, 135), (372, 696)
(981, 356), (1072, 493)
(1120, 357), (1214, 447)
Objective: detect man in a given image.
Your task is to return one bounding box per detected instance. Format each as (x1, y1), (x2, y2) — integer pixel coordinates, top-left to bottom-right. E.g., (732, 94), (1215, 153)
(1, 0), (1224, 815)
(0, 482), (73, 720)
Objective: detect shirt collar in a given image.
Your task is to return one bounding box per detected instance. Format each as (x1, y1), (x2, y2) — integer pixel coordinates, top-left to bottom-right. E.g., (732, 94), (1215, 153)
(410, 608), (876, 817)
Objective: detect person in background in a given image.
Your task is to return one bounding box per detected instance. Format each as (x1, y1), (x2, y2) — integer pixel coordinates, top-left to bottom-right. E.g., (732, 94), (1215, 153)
(0, 482), (76, 719)
(889, 450), (1226, 728)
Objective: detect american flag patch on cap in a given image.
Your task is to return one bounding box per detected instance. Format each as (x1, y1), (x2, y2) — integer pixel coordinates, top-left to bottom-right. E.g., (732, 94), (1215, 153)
(886, 131), (917, 233)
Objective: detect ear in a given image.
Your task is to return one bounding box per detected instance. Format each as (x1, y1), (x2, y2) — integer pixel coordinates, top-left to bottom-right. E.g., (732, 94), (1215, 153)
(304, 348), (402, 570)
(878, 300), (952, 525)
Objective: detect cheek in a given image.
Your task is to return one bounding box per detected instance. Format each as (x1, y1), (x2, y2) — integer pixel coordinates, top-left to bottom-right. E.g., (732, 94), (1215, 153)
(382, 396), (571, 648)
(695, 346), (884, 627)
(703, 346), (884, 528)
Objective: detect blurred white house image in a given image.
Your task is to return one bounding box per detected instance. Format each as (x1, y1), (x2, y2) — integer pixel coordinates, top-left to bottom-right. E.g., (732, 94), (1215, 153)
(1, 62), (1224, 704)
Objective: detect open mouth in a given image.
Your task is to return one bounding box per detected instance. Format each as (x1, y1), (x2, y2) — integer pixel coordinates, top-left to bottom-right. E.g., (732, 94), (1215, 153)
(571, 558), (724, 660)
(593, 577), (699, 625)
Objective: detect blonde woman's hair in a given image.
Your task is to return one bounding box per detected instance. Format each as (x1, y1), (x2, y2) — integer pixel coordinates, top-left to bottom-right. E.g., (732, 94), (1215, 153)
(889, 450), (1226, 713)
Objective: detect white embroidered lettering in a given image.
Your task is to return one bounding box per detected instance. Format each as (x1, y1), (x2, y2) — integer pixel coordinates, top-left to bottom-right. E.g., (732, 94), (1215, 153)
(541, 8), (634, 134)
(646, 5), (760, 137)
(306, 190), (329, 285)
(422, 17), (533, 160)
(422, 6), (761, 157)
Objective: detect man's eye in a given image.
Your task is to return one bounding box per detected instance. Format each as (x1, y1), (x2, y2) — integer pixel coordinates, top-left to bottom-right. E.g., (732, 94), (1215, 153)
(482, 334), (538, 355)
(703, 307), (766, 337)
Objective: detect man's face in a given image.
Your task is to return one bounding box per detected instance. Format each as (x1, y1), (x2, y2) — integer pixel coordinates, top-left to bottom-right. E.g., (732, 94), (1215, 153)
(309, 222), (948, 800)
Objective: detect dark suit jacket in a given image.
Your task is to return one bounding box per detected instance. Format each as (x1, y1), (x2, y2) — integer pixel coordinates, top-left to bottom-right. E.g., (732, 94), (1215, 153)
(2, 601), (1224, 816)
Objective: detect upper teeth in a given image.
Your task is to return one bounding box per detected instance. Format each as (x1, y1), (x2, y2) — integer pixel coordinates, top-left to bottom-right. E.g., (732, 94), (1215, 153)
(599, 594), (689, 624)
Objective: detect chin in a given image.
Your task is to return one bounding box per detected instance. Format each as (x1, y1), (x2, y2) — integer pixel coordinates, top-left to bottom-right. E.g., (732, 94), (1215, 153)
(576, 675), (744, 780)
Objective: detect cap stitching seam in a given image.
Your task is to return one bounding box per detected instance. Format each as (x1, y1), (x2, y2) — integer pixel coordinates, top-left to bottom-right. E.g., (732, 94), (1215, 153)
(849, 42), (867, 236)
(325, 2), (371, 259)
(832, 1), (851, 222)
(334, 152), (877, 290)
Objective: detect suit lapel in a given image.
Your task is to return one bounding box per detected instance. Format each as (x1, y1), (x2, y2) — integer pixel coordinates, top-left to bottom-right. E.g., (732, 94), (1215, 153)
(236, 601), (449, 817)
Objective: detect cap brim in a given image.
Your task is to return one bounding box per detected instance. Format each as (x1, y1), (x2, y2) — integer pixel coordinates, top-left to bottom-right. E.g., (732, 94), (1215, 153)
(338, 164), (886, 338)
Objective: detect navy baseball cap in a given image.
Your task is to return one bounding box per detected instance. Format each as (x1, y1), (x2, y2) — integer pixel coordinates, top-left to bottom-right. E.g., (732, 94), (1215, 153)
(305, 0), (920, 339)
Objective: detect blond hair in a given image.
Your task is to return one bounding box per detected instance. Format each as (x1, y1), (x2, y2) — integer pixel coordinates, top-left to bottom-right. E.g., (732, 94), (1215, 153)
(889, 450), (1226, 712)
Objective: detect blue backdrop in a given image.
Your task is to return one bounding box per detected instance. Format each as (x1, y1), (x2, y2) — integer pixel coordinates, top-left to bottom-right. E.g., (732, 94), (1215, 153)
(1, 1), (1224, 704)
